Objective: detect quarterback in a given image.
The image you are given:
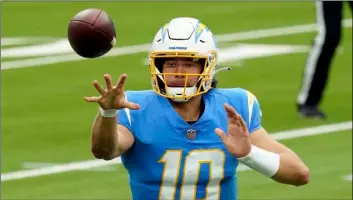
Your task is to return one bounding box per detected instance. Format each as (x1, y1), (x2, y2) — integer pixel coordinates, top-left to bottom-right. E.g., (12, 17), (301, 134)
(84, 17), (310, 200)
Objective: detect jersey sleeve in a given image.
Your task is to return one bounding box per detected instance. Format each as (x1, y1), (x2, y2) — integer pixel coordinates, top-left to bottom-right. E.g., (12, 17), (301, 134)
(117, 108), (133, 132)
(245, 90), (263, 134)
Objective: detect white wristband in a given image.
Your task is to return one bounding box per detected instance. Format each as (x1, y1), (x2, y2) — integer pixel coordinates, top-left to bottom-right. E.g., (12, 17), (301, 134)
(237, 145), (280, 177)
(99, 107), (119, 118)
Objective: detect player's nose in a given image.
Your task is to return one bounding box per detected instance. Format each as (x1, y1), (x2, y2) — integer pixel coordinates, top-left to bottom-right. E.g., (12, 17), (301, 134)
(174, 64), (188, 74)
(174, 68), (184, 77)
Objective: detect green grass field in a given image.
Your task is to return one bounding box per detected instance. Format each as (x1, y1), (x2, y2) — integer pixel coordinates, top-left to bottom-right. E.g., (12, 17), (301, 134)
(1, 2), (352, 200)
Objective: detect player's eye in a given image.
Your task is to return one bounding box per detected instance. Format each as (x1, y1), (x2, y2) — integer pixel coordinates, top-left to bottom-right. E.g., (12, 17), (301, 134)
(166, 62), (177, 67)
(185, 63), (197, 68)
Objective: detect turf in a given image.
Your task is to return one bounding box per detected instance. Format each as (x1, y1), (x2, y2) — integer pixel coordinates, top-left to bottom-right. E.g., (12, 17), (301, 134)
(1, 2), (352, 199)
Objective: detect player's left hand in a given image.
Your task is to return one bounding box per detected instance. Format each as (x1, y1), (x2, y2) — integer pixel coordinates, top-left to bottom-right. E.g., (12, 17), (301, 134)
(214, 103), (252, 158)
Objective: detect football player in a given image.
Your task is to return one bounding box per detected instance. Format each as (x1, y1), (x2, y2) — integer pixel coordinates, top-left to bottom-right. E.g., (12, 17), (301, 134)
(84, 17), (310, 200)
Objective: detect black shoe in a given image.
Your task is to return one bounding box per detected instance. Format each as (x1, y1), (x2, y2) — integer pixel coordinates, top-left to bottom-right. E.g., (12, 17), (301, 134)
(297, 105), (327, 120)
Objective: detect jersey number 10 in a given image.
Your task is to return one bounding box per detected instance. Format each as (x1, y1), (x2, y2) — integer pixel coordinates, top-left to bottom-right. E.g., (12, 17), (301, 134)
(158, 149), (226, 200)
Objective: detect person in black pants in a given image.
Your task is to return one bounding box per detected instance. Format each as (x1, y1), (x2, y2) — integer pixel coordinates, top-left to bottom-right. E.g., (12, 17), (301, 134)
(297, 1), (352, 119)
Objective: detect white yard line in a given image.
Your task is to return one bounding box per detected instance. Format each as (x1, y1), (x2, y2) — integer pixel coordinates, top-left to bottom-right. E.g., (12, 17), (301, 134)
(343, 174), (352, 182)
(1, 121), (351, 182)
(1, 37), (59, 47)
(1, 19), (351, 70)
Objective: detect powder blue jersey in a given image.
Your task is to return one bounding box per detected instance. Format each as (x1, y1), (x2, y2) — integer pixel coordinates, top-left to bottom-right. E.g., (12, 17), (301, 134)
(117, 88), (262, 200)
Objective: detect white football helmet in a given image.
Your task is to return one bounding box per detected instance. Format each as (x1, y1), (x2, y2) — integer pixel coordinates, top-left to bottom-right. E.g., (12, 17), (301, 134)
(148, 17), (219, 102)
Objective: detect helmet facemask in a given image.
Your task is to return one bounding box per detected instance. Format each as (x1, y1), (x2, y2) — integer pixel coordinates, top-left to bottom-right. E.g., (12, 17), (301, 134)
(149, 51), (217, 102)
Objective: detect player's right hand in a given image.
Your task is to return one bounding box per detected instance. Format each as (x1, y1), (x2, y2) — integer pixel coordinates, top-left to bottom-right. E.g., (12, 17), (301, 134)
(84, 74), (140, 110)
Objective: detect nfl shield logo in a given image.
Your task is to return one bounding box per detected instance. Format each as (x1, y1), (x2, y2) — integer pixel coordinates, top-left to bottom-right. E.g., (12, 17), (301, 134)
(186, 129), (197, 140)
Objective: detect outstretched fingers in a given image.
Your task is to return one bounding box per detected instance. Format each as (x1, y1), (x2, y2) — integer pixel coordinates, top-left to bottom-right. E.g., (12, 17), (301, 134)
(122, 101), (140, 110)
(83, 96), (101, 102)
(115, 74), (127, 92)
(224, 104), (241, 126)
(224, 104), (236, 118)
(224, 104), (249, 133)
(238, 114), (249, 132)
(93, 80), (107, 96)
(104, 74), (113, 90)
(214, 128), (228, 142)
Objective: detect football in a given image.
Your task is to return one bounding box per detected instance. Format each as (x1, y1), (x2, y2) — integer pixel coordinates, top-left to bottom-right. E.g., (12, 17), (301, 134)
(67, 8), (116, 58)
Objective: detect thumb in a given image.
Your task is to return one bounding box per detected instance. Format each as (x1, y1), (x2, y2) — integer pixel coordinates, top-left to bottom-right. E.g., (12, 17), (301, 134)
(214, 128), (228, 142)
(122, 101), (140, 110)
